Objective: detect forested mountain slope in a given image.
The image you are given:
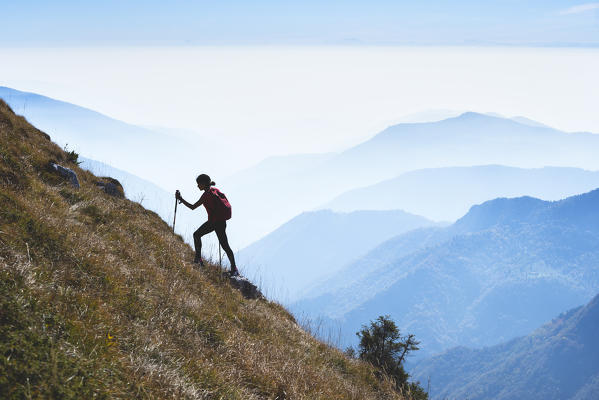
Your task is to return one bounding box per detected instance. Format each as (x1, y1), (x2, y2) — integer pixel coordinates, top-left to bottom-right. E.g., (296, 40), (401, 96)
(295, 191), (599, 355)
(412, 294), (599, 400)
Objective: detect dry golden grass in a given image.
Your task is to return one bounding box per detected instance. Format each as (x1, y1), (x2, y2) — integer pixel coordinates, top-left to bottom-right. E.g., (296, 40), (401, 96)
(0, 99), (407, 399)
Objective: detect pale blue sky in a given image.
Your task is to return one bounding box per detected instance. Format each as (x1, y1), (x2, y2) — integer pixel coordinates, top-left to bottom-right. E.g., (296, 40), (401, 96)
(2, 1), (598, 46)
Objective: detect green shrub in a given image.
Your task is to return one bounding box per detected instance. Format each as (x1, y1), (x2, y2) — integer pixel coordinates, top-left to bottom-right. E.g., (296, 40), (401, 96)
(63, 145), (81, 165)
(357, 315), (428, 399)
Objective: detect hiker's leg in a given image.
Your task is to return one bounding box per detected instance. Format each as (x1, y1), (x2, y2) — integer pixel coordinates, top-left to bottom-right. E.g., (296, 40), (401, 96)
(193, 221), (214, 262)
(215, 222), (237, 269)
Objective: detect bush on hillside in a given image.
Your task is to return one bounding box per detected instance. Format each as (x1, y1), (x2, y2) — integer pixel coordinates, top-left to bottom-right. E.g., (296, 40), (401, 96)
(63, 144), (81, 165)
(353, 315), (428, 399)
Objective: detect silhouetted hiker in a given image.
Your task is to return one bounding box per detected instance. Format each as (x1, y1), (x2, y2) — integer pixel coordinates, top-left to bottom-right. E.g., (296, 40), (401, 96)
(176, 174), (239, 276)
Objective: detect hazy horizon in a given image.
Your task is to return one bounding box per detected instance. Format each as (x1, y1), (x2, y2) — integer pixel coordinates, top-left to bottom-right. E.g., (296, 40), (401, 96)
(2, 46), (599, 171)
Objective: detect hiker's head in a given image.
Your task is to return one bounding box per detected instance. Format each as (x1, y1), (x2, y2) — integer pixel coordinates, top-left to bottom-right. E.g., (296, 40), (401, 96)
(196, 174), (215, 190)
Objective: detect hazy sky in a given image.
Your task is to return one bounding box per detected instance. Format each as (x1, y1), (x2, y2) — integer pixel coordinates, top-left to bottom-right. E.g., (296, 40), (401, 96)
(2, 46), (599, 166)
(2, 1), (598, 46)
(2, 2), (599, 170)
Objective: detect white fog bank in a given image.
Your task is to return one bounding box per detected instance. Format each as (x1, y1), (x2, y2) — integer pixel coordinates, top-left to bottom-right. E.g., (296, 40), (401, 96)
(1, 46), (598, 169)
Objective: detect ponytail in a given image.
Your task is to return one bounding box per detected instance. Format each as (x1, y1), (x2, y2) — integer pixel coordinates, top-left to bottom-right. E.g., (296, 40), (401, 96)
(196, 173), (215, 187)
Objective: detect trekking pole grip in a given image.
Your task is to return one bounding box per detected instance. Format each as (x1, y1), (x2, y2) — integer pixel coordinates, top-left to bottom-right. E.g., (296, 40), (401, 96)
(173, 191), (179, 233)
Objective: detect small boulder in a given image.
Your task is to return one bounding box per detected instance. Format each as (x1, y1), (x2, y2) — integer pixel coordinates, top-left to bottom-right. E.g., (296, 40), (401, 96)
(228, 274), (263, 300)
(96, 177), (124, 198)
(50, 162), (80, 188)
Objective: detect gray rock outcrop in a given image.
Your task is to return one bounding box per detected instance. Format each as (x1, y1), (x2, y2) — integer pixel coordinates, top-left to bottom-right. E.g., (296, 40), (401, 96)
(96, 177), (124, 198)
(50, 162), (80, 188)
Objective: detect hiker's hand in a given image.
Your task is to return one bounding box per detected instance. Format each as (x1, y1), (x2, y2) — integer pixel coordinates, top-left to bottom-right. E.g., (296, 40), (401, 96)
(175, 190), (181, 201)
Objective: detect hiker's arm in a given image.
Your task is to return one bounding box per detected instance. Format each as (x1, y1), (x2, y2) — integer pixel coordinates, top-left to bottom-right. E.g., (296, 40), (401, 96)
(181, 198), (202, 210)
(176, 191), (203, 210)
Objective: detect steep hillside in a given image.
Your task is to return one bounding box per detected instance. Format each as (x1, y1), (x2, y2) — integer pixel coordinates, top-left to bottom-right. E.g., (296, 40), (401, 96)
(238, 209), (437, 300)
(322, 165), (599, 221)
(295, 191), (599, 355)
(0, 87), (216, 248)
(79, 157), (218, 253)
(412, 294), (599, 400)
(0, 100), (407, 399)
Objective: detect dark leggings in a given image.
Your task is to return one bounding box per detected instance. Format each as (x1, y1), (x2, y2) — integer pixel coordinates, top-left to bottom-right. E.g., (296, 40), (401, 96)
(193, 220), (236, 268)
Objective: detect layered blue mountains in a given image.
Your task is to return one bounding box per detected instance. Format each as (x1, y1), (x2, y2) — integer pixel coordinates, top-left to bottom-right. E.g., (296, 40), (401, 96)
(226, 110), (599, 244)
(237, 209), (438, 300)
(293, 189), (599, 356)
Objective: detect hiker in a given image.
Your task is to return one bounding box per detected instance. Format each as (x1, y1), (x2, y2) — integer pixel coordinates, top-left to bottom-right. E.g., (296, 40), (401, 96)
(175, 174), (239, 276)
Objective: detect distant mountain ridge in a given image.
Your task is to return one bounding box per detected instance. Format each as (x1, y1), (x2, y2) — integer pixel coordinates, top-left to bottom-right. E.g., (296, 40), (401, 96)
(294, 189), (599, 355)
(396, 109), (550, 128)
(322, 165), (599, 221)
(412, 293), (599, 400)
(0, 86), (178, 155)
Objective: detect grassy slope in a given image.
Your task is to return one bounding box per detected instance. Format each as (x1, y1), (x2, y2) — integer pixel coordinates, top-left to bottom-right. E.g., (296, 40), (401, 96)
(0, 99), (406, 399)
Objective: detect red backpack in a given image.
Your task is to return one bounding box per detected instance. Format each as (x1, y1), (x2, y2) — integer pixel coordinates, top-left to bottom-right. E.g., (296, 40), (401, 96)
(209, 187), (232, 221)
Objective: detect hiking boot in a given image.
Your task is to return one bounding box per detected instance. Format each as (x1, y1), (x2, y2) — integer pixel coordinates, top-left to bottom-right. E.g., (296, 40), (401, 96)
(193, 254), (204, 267)
(229, 268), (240, 277)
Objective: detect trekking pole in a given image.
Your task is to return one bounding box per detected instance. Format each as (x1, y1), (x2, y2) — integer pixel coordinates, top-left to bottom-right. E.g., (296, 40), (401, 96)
(218, 244), (222, 269)
(173, 191), (179, 233)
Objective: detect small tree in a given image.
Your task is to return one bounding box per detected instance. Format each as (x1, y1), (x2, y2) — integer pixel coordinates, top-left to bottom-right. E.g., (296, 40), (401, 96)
(356, 315), (427, 399)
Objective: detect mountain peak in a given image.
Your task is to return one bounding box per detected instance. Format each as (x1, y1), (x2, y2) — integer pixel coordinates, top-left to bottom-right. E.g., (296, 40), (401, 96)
(370, 109), (553, 145)
(452, 187), (599, 233)
(453, 195), (546, 232)
(446, 111), (537, 127)
(455, 111), (491, 120)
